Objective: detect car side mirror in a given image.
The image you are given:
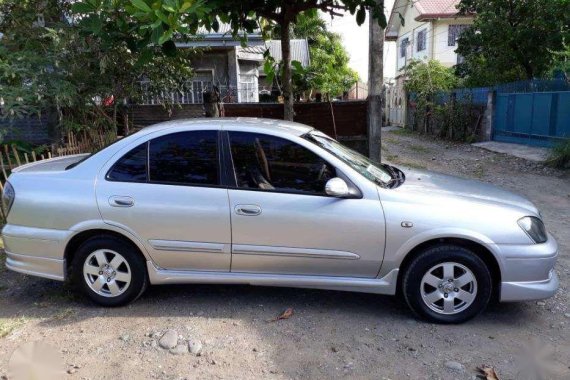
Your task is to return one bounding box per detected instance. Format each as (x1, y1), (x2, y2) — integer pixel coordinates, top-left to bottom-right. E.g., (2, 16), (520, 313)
(325, 177), (350, 198)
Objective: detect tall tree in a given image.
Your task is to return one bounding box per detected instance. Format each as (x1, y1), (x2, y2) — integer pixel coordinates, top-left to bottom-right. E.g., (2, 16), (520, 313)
(117, 0), (386, 121)
(456, 0), (569, 86)
(210, 1), (386, 120)
(288, 12), (359, 100)
(368, 0), (383, 161)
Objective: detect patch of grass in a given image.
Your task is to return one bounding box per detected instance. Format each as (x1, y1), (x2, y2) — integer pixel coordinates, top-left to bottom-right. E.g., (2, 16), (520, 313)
(0, 250), (5, 273)
(472, 166), (486, 178)
(383, 137), (399, 145)
(0, 317), (28, 338)
(408, 144), (432, 153)
(397, 161), (427, 170)
(390, 127), (414, 136)
(546, 140), (570, 169)
(50, 308), (76, 321)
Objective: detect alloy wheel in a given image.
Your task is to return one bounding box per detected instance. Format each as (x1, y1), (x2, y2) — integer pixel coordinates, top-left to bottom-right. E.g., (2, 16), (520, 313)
(83, 249), (132, 298)
(420, 262), (478, 315)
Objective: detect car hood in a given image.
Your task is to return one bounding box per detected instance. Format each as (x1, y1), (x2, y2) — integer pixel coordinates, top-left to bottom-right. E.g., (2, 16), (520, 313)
(394, 168), (539, 215)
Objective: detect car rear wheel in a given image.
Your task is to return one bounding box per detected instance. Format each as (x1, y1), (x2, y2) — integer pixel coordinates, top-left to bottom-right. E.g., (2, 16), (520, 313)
(402, 244), (492, 323)
(72, 235), (148, 306)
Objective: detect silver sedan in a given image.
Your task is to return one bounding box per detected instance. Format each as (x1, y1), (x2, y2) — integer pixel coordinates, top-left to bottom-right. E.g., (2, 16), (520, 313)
(1, 118), (559, 323)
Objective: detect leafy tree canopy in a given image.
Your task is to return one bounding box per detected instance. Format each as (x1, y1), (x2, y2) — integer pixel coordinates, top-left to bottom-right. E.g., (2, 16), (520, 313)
(267, 11), (359, 100)
(456, 0), (569, 86)
(0, 0), (196, 137)
(404, 60), (458, 96)
(93, 0), (385, 120)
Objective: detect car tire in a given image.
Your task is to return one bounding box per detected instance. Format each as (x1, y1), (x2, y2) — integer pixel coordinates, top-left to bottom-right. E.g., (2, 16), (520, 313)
(402, 244), (492, 324)
(71, 235), (148, 307)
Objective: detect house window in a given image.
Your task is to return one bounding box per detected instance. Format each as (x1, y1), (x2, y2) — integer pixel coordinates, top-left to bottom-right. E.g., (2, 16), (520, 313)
(400, 37), (409, 58)
(416, 29), (427, 52)
(448, 25), (469, 46)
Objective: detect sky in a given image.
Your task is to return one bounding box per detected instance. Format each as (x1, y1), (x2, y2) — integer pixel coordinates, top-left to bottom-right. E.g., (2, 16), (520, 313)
(325, 0), (397, 83)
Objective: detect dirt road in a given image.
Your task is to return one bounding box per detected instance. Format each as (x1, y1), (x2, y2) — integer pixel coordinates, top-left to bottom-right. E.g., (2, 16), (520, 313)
(1, 128), (569, 380)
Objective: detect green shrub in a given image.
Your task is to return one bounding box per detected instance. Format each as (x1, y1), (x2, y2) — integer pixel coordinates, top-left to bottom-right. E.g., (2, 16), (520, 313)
(546, 139), (570, 169)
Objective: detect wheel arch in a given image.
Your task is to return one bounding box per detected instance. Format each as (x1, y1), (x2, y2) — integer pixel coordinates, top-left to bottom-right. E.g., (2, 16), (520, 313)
(396, 237), (502, 300)
(64, 227), (150, 278)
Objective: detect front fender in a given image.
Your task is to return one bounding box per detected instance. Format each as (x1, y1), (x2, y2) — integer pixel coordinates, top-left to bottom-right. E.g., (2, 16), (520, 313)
(378, 227), (506, 278)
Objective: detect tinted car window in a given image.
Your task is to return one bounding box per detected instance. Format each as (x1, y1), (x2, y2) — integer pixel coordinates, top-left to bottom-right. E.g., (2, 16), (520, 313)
(228, 132), (335, 194)
(149, 131), (219, 186)
(107, 143), (148, 182)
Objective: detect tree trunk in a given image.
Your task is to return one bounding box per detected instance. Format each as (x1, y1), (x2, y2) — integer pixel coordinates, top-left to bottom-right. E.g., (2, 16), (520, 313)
(367, 2), (384, 161)
(280, 20), (294, 121)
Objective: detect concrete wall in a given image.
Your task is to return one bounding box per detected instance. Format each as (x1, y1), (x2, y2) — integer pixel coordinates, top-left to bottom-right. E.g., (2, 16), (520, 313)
(129, 101), (367, 142)
(394, 3), (473, 74)
(432, 18), (473, 67)
(0, 112), (54, 144)
(396, 5), (427, 71)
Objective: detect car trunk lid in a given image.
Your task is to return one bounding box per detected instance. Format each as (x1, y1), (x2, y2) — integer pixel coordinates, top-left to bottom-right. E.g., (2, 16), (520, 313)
(11, 154), (90, 173)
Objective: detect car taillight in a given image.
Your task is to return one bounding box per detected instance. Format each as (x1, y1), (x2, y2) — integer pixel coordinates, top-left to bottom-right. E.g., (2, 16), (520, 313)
(2, 181), (15, 216)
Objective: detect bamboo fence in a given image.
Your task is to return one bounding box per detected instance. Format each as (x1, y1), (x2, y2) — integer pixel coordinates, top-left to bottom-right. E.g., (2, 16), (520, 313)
(0, 130), (117, 220)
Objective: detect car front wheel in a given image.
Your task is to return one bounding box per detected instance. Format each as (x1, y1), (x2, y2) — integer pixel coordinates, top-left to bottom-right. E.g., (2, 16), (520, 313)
(72, 235), (148, 306)
(402, 244), (493, 323)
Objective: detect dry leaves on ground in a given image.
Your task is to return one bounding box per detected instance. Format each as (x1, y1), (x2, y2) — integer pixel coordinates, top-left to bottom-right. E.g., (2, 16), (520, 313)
(267, 308), (294, 322)
(478, 365), (500, 380)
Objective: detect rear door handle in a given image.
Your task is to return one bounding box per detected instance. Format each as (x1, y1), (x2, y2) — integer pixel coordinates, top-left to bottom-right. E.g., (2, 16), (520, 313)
(109, 196), (134, 207)
(234, 204), (262, 216)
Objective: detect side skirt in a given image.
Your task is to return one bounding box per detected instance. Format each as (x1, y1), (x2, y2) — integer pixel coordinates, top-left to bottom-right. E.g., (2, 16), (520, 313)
(146, 261), (399, 295)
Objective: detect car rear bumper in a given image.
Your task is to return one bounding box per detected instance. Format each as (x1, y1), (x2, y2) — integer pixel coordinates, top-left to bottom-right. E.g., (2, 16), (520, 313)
(2, 224), (67, 281)
(5, 251), (65, 281)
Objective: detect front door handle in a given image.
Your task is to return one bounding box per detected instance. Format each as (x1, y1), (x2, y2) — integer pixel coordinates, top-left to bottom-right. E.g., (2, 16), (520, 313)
(234, 204), (262, 216)
(109, 196), (134, 208)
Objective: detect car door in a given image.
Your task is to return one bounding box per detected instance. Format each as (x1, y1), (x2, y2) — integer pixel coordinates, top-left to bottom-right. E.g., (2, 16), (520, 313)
(96, 128), (232, 271)
(226, 130), (385, 278)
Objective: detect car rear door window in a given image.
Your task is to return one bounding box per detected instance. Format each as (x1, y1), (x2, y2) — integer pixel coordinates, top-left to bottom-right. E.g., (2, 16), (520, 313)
(228, 132), (335, 194)
(149, 131), (219, 186)
(107, 143), (148, 182)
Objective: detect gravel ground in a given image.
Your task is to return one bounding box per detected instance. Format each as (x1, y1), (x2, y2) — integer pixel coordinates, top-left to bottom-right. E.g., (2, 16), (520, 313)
(1, 128), (569, 380)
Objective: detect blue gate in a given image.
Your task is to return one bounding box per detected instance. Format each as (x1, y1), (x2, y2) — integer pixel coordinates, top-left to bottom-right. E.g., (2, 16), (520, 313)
(494, 91), (570, 147)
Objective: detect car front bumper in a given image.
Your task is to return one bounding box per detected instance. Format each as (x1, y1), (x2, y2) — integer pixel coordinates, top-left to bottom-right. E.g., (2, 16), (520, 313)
(498, 233), (559, 302)
(501, 269), (559, 302)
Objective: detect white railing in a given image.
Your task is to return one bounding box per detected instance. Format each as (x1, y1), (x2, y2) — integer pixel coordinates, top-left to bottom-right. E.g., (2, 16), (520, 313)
(139, 80), (213, 105)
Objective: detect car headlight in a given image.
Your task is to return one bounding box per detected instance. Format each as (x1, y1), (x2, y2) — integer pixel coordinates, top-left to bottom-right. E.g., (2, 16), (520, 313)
(2, 181), (15, 216)
(518, 216), (547, 244)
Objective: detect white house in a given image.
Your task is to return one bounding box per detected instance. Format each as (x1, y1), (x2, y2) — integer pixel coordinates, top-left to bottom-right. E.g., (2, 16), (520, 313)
(139, 23), (310, 104)
(384, 0), (474, 126)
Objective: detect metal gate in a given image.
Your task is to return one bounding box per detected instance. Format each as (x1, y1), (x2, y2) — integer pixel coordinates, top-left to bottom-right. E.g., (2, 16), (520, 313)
(494, 91), (570, 147)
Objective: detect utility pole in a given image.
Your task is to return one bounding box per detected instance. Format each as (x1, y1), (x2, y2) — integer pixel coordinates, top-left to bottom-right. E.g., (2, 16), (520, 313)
(367, 0), (384, 161)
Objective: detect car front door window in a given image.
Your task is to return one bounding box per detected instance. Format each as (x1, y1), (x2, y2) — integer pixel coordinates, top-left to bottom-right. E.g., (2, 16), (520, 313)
(228, 132), (335, 195)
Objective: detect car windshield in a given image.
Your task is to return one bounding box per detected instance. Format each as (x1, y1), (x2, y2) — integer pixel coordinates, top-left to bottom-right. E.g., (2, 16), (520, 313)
(304, 131), (395, 186)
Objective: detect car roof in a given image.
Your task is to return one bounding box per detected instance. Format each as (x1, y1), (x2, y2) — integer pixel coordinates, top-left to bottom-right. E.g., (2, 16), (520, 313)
(140, 117), (314, 137)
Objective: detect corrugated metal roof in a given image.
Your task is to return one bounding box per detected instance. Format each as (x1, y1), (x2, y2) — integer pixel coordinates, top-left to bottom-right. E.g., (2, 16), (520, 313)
(266, 39), (310, 67)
